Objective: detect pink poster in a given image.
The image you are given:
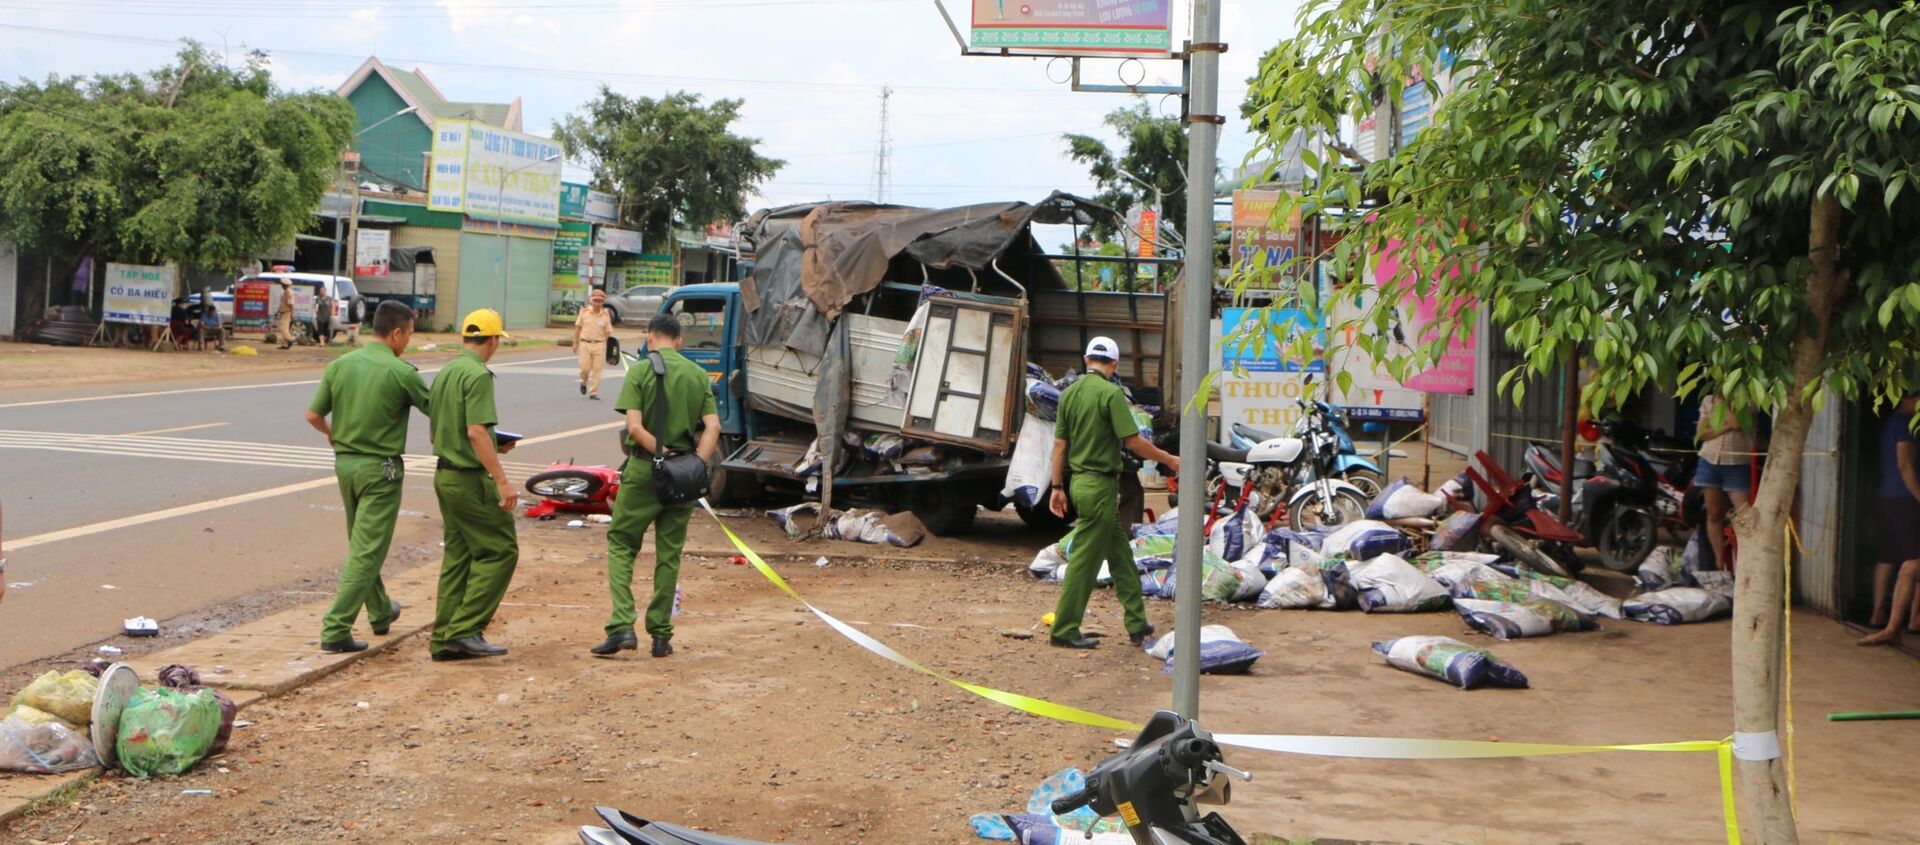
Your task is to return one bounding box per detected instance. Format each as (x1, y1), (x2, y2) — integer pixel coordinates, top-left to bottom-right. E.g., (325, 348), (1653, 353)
(1369, 239), (1476, 394)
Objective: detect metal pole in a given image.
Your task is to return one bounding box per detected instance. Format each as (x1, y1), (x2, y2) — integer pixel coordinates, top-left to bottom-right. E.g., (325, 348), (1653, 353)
(1172, 0), (1223, 721)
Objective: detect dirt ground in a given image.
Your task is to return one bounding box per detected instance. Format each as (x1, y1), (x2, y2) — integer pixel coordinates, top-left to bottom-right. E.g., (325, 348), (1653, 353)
(5, 503), (1917, 845)
(0, 329), (572, 392)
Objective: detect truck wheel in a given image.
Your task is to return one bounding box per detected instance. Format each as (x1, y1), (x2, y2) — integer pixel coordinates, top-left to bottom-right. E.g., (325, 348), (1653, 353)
(906, 483), (980, 536)
(1014, 498), (1069, 532)
(347, 296), (366, 325)
(705, 437), (760, 507)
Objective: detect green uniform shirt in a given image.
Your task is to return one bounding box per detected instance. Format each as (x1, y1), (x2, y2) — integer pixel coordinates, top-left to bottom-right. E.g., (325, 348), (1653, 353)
(428, 349), (500, 470)
(1055, 373), (1137, 475)
(615, 347), (718, 454)
(306, 343), (430, 457)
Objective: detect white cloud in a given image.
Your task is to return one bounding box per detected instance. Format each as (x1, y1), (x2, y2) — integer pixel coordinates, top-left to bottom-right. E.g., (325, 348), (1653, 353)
(330, 7), (387, 43)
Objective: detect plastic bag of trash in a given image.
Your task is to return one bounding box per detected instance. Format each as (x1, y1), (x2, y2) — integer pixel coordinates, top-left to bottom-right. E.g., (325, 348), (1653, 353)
(0, 713), (99, 773)
(116, 687), (223, 778)
(9, 670), (99, 729)
(1637, 545), (1687, 591)
(1322, 519), (1410, 561)
(1372, 636), (1530, 690)
(1431, 511), (1482, 551)
(156, 665), (239, 756)
(1028, 544), (1069, 582)
(1207, 505), (1263, 563)
(1349, 554), (1452, 612)
(1145, 625), (1264, 675)
(1455, 597), (1597, 639)
(1624, 585), (1733, 625)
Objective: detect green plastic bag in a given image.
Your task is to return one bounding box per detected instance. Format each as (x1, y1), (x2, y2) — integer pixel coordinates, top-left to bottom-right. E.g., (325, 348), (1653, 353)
(115, 688), (221, 778)
(9, 670), (98, 729)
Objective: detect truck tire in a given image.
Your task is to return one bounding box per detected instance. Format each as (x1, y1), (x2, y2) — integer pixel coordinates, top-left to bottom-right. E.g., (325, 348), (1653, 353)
(1014, 498), (1070, 532)
(906, 482), (980, 536)
(346, 295), (366, 325)
(705, 439), (760, 507)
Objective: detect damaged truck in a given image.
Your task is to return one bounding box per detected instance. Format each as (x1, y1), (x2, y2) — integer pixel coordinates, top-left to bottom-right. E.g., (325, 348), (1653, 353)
(652, 192), (1173, 535)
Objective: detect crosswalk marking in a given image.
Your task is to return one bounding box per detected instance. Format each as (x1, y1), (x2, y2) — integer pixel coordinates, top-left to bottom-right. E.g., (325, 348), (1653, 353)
(0, 429), (555, 475)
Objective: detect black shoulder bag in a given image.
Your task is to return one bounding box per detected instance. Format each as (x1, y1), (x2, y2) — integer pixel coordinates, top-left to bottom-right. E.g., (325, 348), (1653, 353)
(646, 352), (711, 505)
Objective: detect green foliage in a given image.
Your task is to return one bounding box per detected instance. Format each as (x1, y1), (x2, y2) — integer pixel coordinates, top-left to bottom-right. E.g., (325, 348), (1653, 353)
(554, 89), (784, 247)
(1244, 1), (1920, 422)
(0, 43), (354, 271)
(1054, 240), (1135, 289)
(1063, 99), (1190, 241)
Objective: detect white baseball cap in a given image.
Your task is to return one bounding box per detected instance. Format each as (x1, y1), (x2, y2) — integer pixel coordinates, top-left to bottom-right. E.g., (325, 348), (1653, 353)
(1084, 336), (1119, 361)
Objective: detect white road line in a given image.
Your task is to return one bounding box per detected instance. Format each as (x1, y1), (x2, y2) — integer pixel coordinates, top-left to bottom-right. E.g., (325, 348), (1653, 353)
(7, 419), (624, 550)
(109, 422), (231, 437)
(0, 429), (550, 473)
(0, 355), (575, 409)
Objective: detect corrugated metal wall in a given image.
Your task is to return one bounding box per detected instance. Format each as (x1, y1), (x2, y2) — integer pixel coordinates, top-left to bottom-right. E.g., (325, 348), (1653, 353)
(1794, 393), (1843, 615)
(1483, 331), (1567, 474)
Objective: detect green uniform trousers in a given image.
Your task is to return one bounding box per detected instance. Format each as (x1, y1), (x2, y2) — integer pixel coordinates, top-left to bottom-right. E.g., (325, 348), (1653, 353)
(430, 468), (519, 652)
(1049, 473), (1149, 642)
(604, 461), (693, 639)
(320, 455), (401, 642)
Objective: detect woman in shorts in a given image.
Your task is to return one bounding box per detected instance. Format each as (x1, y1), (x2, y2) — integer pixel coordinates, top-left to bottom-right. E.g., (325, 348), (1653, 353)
(1693, 392), (1753, 571)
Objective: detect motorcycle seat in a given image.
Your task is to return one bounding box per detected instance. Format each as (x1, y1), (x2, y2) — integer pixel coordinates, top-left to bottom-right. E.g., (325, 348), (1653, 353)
(1206, 442), (1250, 464)
(595, 808), (782, 845)
(1232, 422), (1280, 443)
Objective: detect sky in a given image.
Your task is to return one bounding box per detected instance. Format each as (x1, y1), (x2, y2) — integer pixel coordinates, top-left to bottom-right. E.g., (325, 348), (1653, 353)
(0, 0), (1301, 221)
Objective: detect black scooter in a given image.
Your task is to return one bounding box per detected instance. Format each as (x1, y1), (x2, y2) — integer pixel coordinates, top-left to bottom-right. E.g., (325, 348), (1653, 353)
(577, 711), (1254, 845)
(1525, 419), (1699, 571)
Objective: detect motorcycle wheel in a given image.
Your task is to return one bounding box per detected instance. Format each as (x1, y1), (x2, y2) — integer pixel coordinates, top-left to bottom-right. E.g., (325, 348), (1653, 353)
(1288, 488), (1367, 533)
(1487, 523), (1575, 580)
(526, 469), (607, 503)
(1597, 507), (1657, 571)
(1340, 468), (1386, 501)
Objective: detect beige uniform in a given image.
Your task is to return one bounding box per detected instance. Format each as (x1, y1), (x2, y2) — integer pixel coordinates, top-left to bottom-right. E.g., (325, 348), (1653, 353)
(575, 305), (615, 396)
(274, 286), (295, 345)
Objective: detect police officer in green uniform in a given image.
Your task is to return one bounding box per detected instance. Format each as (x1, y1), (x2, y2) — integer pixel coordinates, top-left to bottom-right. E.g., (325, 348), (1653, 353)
(1047, 337), (1180, 649)
(592, 313), (720, 658)
(305, 301), (429, 653)
(427, 308), (521, 661)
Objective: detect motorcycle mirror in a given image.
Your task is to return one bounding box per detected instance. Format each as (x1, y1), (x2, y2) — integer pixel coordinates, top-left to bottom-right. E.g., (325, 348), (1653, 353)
(1578, 419), (1604, 442)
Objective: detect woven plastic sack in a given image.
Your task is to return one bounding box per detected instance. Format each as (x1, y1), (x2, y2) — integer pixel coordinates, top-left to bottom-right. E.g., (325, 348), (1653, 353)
(1322, 519), (1410, 561)
(1146, 625), (1264, 674)
(1349, 554), (1452, 612)
(9, 670), (98, 729)
(1028, 543), (1068, 582)
(1207, 505), (1263, 564)
(115, 688), (223, 778)
(1372, 635), (1530, 690)
(1637, 545), (1686, 591)
(0, 713), (99, 773)
(1624, 586), (1733, 625)
(1455, 597), (1597, 639)
(1432, 511), (1482, 551)
(1365, 477), (1410, 520)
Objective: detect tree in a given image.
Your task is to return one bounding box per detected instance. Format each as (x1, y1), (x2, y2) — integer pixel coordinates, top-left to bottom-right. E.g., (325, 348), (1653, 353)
(1054, 240), (1131, 290)
(0, 44), (354, 272)
(554, 89), (783, 252)
(1063, 100), (1191, 243)
(1245, 4), (1920, 842)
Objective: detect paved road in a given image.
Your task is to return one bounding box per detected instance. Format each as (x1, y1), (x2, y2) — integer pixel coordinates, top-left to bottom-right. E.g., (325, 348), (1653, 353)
(0, 347), (636, 668)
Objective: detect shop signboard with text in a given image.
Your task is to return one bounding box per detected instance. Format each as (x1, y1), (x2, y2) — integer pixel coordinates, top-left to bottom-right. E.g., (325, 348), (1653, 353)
(594, 226), (644, 254)
(1229, 189), (1302, 292)
(427, 119), (563, 225)
(550, 221), (592, 321)
(970, 0), (1172, 58)
(234, 280), (272, 332)
(355, 228), (391, 277)
(102, 263), (174, 326)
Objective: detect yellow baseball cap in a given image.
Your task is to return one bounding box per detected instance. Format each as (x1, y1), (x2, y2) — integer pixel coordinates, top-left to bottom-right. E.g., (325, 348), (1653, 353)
(461, 308), (509, 339)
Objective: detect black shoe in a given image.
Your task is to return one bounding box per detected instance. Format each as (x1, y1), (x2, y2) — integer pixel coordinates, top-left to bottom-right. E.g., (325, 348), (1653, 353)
(441, 635), (508, 659)
(429, 649), (474, 662)
(589, 394), (601, 401)
(650, 636), (674, 658)
(372, 602), (403, 636)
(320, 638), (368, 654)
(1049, 636), (1100, 650)
(1129, 624), (1157, 647)
(580, 382), (588, 395)
(590, 629), (639, 657)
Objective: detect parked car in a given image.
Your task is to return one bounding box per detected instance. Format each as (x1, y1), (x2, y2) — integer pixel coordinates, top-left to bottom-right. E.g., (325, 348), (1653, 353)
(609, 285), (670, 326)
(240, 272), (366, 330)
(186, 286), (236, 324)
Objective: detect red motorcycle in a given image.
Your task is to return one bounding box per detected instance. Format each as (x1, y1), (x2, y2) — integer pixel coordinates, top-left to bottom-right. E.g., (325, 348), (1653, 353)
(1448, 450), (1586, 580)
(524, 462), (623, 520)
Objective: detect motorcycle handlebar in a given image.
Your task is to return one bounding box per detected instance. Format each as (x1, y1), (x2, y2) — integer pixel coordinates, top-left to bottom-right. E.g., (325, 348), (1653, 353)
(1050, 786), (1095, 816)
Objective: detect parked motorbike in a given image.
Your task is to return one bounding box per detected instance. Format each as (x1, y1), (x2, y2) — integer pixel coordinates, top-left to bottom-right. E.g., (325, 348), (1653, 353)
(578, 711), (1253, 845)
(1196, 400), (1371, 532)
(1447, 450), (1585, 579)
(1523, 419), (1699, 571)
(1228, 400), (1389, 499)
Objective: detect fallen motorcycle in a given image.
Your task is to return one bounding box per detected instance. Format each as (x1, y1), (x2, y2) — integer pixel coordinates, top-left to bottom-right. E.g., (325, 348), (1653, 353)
(578, 710), (1253, 845)
(524, 461), (622, 520)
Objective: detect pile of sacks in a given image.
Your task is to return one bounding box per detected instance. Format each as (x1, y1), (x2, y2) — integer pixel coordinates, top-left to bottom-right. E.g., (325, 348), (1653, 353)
(1622, 531), (1737, 624)
(1001, 363), (1160, 513)
(1, 662), (235, 778)
(792, 432), (955, 490)
(767, 503), (928, 548)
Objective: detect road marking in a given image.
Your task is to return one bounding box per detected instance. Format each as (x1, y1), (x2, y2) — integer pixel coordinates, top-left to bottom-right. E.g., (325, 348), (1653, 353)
(7, 419), (625, 550)
(0, 355), (575, 409)
(0, 429), (552, 474)
(109, 422), (231, 437)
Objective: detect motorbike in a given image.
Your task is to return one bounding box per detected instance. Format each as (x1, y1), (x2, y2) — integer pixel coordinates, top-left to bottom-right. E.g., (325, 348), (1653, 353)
(1193, 400), (1371, 533)
(578, 711), (1254, 845)
(1228, 400), (1390, 499)
(524, 461), (623, 520)
(1523, 419), (1699, 571)
(1447, 450), (1585, 579)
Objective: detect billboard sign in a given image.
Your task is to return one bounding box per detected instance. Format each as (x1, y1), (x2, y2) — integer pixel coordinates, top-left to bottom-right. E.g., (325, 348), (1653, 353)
(102, 263), (174, 326)
(970, 0), (1172, 58)
(1229, 190), (1301, 291)
(354, 228), (391, 277)
(234, 280), (272, 332)
(594, 226), (644, 254)
(1368, 238), (1476, 394)
(427, 119), (563, 225)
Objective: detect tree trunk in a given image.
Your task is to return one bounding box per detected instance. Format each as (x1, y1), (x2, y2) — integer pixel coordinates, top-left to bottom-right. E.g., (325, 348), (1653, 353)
(1728, 193), (1844, 844)
(1558, 351), (1580, 526)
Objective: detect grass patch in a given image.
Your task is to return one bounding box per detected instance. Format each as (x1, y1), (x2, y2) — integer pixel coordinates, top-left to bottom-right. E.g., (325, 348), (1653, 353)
(16, 771), (97, 817)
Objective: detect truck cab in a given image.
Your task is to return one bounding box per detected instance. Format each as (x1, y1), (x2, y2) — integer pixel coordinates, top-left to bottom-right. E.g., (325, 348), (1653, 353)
(653, 283), (749, 438)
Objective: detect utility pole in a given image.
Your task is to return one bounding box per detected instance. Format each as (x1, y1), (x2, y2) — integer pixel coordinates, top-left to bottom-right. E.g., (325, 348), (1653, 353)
(871, 86), (893, 204)
(1172, 0), (1224, 720)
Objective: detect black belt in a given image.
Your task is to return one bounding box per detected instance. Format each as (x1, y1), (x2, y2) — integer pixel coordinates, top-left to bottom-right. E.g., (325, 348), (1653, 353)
(436, 459), (486, 472)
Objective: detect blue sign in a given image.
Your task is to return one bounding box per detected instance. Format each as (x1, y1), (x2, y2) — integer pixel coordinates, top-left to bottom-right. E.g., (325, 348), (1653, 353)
(1220, 307), (1327, 374)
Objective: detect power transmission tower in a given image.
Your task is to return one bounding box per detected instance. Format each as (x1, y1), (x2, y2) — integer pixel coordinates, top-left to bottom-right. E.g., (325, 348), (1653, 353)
(870, 86), (893, 203)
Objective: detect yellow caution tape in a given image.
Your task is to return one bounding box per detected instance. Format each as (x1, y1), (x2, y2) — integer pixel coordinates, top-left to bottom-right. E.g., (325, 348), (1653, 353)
(698, 501), (1743, 844)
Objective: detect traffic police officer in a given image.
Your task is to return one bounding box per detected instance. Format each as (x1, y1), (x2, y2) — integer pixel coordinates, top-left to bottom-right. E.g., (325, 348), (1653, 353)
(592, 313), (720, 658)
(1047, 337), (1180, 649)
(427, 308), (520, 661)
(304, 301), (430, 653)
